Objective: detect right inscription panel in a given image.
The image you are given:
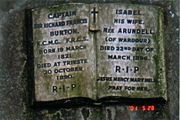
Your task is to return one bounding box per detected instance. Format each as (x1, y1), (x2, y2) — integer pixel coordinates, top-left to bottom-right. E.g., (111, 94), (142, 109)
(96, 4), (167, 100)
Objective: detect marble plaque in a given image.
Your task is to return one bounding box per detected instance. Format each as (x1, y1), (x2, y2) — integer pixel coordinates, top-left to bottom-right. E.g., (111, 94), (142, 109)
(31, 3), (167, 102)
(96, 4), (166, 99)
(32, 4), (96, 101)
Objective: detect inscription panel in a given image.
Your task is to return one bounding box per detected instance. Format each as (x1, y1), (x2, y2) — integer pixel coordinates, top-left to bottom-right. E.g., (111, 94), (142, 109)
(31, 3), (167, 102)
(96, 4), (166, 99)
(32, 4), (96, 101)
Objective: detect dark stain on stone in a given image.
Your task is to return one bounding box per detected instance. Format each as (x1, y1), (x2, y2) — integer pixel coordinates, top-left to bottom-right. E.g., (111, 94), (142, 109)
(61, 109), (70, 117)
(52, 112), (62, 120)
(60, 109), (76, 119)
(115, 107), (130, 120)
(81, 108), (90, 120)
(107, 109), (112, 120)
(0, 1), (16, 11)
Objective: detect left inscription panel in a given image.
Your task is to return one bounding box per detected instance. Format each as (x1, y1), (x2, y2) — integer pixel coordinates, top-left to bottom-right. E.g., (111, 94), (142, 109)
(32, 4), (96, 101)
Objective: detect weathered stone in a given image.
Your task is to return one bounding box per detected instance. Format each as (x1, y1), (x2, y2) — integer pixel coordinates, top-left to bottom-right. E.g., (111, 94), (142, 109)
(32, 3), (167, 102)
(32, 4), (96, 101)
(0, 0), (179, 120)
(96, 4), (167, 100)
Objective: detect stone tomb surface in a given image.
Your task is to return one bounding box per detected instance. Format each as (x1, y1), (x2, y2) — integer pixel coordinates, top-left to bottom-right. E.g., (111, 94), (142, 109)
(31, 3), (167, 102)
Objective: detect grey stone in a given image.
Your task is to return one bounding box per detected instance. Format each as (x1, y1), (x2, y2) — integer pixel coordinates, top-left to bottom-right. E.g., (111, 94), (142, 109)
(0, 0), (179, 120)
